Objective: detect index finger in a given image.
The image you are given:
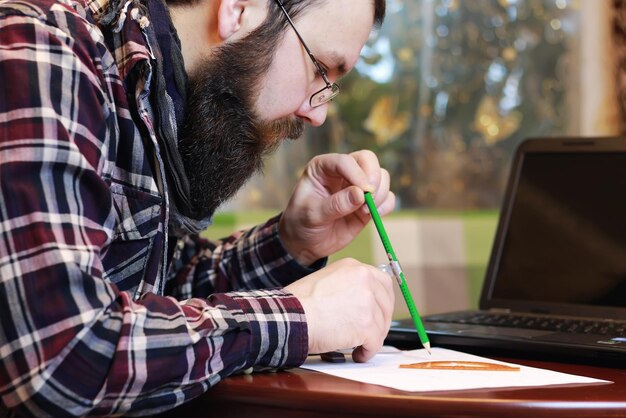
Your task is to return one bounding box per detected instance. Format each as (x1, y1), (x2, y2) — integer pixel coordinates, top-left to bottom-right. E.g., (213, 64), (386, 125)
(310, 153), (374, 192)
(349, 150), (382, 193)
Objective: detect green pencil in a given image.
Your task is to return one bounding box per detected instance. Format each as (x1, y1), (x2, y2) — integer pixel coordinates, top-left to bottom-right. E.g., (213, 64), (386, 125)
(364, 192), (432, 355)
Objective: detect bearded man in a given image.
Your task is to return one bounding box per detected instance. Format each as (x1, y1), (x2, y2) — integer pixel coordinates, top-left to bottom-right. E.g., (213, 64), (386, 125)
(0, 0), (395, 415)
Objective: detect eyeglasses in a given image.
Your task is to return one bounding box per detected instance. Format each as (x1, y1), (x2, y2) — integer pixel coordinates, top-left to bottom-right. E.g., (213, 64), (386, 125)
(274, 0), (340, 108)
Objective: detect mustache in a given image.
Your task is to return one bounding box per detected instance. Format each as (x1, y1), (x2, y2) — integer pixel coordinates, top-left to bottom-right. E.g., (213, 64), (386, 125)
(259, 116), (305, 145)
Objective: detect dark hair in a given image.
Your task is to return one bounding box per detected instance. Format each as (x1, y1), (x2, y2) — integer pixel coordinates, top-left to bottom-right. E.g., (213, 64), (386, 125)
(269, 0), (385, 29)
(166, 0), (386, 29)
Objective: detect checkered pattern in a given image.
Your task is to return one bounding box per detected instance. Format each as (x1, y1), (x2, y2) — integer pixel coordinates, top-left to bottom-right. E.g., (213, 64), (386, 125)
(0, 0), (311, 415)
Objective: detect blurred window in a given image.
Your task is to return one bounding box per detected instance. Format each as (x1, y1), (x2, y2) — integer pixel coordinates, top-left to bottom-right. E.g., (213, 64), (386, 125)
(231, 0), (616, 211)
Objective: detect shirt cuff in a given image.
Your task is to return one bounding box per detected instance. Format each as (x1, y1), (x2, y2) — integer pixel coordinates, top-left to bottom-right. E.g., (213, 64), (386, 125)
(221, 288), (308, 370)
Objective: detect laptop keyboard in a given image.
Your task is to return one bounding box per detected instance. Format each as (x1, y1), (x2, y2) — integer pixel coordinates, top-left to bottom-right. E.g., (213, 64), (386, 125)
(427, 312), (626, 337)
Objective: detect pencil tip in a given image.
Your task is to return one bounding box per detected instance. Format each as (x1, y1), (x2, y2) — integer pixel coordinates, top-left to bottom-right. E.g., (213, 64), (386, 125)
(424, 342), (432, 356)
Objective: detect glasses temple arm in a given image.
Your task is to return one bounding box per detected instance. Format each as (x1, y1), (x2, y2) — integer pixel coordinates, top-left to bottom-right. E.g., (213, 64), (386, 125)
(273, 0), (329, 78)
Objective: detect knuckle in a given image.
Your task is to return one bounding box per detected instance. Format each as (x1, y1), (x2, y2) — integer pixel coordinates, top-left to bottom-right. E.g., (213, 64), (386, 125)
(337, 257), (359, 267)
(353, 264), (375, 282)
(310, 154), (324, 164)
(363, 149), (376, 159)
(329, 194), (345, 214)
(337, 153), (352, 167)
(354, 149), (376, 160)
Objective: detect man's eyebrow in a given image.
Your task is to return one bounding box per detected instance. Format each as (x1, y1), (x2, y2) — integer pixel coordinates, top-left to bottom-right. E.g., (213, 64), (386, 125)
(325, 51), (348, 76)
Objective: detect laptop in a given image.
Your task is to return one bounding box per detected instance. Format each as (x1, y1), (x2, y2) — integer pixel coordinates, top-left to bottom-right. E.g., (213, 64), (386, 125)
(386, 137), (626, 364)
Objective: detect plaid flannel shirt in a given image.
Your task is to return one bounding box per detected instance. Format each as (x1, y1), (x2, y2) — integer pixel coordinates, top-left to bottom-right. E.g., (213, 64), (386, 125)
(0, 0), (314, 415)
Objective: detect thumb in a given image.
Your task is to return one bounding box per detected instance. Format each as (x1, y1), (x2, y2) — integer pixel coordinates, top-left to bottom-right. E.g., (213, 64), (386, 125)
(321, 187), (365, 220)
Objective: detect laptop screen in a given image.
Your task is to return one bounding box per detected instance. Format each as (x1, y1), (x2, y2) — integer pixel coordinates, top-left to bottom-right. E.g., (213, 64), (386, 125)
(487, 150), (626, 311)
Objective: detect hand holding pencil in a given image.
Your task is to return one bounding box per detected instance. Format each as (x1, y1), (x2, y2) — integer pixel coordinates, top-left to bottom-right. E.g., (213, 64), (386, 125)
(279, 151), (398, 361)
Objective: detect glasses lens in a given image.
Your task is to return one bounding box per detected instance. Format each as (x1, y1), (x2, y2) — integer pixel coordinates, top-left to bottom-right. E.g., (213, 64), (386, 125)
(310, 83), (340, 108)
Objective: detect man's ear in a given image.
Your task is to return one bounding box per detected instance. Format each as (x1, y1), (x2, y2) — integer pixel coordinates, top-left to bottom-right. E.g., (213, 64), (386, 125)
(217, 0), (246, 40)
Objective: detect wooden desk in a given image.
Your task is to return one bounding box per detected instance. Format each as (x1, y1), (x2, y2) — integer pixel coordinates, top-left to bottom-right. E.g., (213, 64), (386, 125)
(164, 356), (626, 417)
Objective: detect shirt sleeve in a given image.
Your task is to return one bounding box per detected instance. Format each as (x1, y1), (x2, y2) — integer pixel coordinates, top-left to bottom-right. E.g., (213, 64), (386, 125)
(165, 215), (328, 299)
(0, 4), (307, 417)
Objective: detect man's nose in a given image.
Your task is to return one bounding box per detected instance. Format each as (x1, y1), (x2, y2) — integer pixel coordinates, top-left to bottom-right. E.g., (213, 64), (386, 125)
(295, 102), (329, 127)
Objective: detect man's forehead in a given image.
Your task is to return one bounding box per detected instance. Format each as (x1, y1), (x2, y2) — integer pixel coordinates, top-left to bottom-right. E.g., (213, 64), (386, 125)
(294, 0), (375, 72)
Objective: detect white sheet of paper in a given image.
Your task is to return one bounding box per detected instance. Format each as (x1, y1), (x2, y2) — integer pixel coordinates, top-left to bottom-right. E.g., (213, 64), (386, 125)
(301, 347), (611, 392)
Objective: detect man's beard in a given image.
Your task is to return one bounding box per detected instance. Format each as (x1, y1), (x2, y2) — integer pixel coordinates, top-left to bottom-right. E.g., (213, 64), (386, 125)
(178, 28), (304, 220)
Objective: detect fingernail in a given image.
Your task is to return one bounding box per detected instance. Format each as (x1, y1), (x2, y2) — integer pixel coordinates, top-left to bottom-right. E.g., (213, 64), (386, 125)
(349, 188), (361, 205)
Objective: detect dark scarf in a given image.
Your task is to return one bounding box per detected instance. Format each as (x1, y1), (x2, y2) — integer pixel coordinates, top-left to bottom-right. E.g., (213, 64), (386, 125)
(98, 0), (213, 235)
(145, 0), (213, 235)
